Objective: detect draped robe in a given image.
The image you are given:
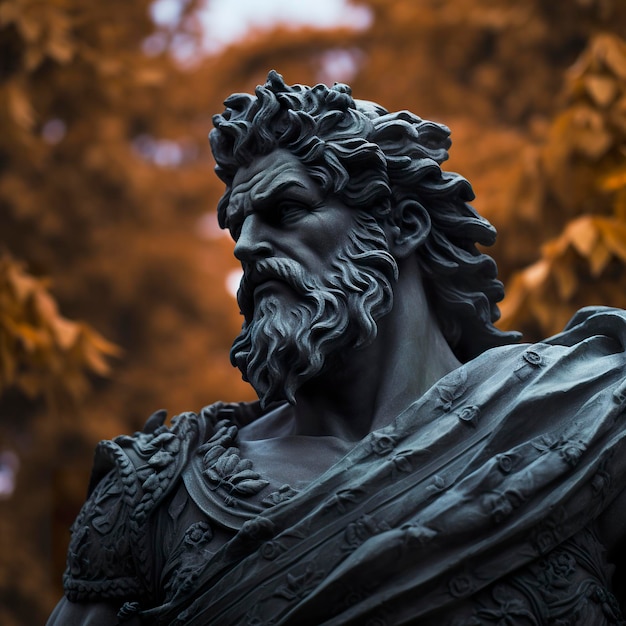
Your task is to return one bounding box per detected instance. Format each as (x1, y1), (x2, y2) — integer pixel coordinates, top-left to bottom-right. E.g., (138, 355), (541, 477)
(64, 307), (626, 625)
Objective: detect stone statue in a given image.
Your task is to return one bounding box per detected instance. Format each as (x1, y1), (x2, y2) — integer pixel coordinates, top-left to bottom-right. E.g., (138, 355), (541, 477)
(48, 71), (626, 625)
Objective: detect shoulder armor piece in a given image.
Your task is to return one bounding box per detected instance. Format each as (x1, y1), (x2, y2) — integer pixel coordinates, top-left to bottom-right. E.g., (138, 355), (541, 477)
(63, 408), (204, 603)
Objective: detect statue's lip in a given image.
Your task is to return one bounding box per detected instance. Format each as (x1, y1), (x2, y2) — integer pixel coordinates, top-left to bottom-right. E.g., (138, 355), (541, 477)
(242, 265), (296, 299)
(243, 266), (286, 291)
(253, 278), (285, 295)
(243, 266), (269, 287)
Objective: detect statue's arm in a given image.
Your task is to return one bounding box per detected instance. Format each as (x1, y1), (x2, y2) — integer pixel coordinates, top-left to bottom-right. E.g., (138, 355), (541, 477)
(46, 597), (121, 626)
(49, 412), (188, 624)
(51, 465), (146, 625)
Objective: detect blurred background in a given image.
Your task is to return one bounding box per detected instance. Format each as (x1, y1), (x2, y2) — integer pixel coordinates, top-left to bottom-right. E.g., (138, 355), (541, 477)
(1, 0), (626, 622)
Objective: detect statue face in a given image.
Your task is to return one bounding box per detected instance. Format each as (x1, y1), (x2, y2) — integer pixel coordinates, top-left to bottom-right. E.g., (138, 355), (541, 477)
(226, 149), (358, 296)
(225, 149), (398, 406)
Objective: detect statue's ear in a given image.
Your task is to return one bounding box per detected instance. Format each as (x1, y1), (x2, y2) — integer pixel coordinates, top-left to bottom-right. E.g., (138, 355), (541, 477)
(386, 200), (431, 259)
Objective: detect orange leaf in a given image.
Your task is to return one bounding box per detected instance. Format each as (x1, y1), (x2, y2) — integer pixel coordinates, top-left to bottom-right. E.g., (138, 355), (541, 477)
(521, 259), (550, 289)
(614, 189), (626, 221)
(14, 323), (49, 352)
(6, 261), (36, 303)
(601, 168), (626, 192)
(568, 107), (612, 159)
(6, 83), (35, 130)
(602, 35), (626, 80)
(584, 74), (617, 108)
(51, 317), (81, 350)
(33, 290), (59, 324)
(82, 326), (122, 357)
(588, 240), (612, 276)
(551, 256), (578, 299)
(47, 37), (73, 64)
(80, 340), (112, 376)
(564, 216), (598, 258)
(598, 219), (626, 263)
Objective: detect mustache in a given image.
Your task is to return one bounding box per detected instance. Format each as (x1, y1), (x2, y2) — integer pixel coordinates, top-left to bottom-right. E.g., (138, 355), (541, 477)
(237, 258), (318, 318)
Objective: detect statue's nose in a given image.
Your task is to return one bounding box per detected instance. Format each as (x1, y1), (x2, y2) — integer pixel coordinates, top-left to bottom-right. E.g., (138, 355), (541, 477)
(233, 214), (274, 262)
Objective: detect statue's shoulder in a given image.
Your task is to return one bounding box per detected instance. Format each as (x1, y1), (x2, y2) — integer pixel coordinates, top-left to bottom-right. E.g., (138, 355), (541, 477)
(488, 305), (626, 366)
(538, 306), (626, 380)
(63, 401), (258, 604)
(549, 306), (626, 346)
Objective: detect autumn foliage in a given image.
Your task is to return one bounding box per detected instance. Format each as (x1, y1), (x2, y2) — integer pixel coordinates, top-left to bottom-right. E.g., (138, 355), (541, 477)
(1, 0), (626, 623)
(0, 255), (120, 407)
(498, 33), (626, 336)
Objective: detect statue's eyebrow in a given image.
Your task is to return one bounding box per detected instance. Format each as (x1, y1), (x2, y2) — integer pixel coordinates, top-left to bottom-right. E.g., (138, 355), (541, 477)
(230, 172), (307, 215)
(226, 173), (308, 234)
(251, 177), (307, 210)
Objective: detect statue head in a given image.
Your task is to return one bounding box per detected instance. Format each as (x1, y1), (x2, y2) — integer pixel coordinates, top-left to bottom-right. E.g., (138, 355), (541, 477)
(210, 71), (518, 405)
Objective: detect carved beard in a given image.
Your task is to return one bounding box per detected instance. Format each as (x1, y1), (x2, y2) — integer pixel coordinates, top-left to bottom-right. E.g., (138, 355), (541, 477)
(231, 212), (398, 407)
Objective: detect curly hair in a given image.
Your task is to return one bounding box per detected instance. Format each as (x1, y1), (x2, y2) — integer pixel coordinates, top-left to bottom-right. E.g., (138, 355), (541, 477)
(210, 71), (520, 361)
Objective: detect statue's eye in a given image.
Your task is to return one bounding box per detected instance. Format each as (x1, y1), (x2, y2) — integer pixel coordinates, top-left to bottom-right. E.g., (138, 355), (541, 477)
(277, 201), (309, 225)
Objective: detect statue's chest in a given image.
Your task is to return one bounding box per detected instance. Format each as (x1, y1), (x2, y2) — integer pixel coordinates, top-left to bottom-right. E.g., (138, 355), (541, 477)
(154, 417), (351, 603)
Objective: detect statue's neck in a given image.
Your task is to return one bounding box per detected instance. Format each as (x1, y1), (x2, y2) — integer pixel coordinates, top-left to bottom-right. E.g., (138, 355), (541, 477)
(291, 259), (462, 440)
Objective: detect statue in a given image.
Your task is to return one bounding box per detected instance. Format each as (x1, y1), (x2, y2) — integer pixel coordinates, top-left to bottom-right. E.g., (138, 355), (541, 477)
(48, 71), (626, 625)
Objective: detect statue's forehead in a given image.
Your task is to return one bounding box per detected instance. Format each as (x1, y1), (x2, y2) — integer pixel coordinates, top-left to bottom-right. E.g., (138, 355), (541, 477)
(229, 150), (311, 207)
